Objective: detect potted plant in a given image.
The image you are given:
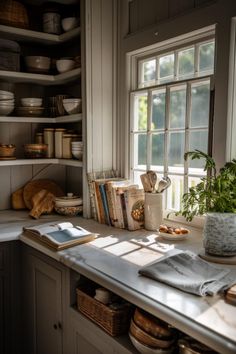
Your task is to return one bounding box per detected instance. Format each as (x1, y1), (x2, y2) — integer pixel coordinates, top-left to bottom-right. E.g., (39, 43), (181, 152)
(176, 150), (236, 256)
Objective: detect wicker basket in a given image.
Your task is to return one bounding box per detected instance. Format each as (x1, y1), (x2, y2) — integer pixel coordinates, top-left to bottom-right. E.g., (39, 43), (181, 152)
(76, 287), (133, 336)
(0, 0), (29, 29)
(0, 145), (16, 157)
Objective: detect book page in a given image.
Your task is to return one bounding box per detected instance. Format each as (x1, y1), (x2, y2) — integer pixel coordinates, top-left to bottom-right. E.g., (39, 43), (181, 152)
(23, 224), (59, 236)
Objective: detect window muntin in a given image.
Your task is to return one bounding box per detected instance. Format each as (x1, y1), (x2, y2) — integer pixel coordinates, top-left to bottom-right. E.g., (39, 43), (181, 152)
(131, 66), (213, 212)
(138, 40), (215, 88)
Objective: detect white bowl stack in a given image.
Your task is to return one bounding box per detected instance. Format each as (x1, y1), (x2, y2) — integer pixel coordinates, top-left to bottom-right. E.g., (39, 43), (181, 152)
(0, 90), (15, 116)
(71, 141), (83, 160)
(63, 98), (81, 115)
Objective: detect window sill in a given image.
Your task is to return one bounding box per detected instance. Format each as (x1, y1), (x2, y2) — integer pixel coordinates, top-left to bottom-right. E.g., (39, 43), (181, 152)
(163, 210), (205, 230)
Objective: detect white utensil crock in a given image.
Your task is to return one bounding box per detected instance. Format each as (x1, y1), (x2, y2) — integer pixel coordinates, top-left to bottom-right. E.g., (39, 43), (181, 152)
(144, 193), (163, 231)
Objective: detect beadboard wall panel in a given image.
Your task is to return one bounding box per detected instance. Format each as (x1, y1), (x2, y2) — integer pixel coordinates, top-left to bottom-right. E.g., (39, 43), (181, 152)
(33, 165), (66, 191)
(0, 168), (11, 210)
(85, 0), (117, 172)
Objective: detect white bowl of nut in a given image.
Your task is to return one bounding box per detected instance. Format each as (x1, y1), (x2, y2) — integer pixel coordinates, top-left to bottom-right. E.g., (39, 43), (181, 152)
(158, 224), (190, 240)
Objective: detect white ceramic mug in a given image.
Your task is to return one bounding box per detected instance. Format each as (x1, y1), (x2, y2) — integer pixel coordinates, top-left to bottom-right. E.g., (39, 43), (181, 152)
(144, 193), (163, 231)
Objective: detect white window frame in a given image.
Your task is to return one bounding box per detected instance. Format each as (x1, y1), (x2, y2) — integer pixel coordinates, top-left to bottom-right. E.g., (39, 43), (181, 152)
(127, 25), (216, 228)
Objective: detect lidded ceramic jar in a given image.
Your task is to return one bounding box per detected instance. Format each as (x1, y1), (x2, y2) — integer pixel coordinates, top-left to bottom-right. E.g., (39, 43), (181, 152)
(62, 133), (73, 158)
(55, 128), (66, 158)
(43, 128), (54, 157)
(43, 2), (61, 34)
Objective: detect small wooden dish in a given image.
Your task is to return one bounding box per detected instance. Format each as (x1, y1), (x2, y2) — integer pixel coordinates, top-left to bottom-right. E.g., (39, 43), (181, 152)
(130, 318), (174, 349)
(0, 144), (15, 157)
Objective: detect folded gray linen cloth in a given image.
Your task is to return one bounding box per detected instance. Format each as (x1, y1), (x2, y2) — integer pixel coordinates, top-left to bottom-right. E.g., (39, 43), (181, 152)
(139, 251), (235, 296)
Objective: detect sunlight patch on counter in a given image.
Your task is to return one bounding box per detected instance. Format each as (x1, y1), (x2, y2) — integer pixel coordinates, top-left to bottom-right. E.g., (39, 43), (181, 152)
(121, 247), (164, 266)
(89, 235), (119, 248)
(104, 241), (141, 256)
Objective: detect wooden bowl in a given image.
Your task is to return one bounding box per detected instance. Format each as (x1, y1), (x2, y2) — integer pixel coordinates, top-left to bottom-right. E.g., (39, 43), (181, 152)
(129, 332), (174, 354)
(24, 143), (47, 158)
(133, 308), (173, 339)
(129, 318), (174, 349)
(0, 144), (15, 157)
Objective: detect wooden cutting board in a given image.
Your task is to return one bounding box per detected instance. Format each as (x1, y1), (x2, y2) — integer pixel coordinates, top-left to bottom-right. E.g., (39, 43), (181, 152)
(29, 189), (55, 219)
(11, 187), (27, 209)
(23, 179), (64, 210)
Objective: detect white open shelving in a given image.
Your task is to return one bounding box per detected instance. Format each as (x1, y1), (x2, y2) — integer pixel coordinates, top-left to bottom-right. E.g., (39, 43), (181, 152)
(0, 113), (82, 124)
(0, 158), (83, 167)
(0, 24), (81, 45)
(0, 23), (82, 164)
(0, 67), (81, 85)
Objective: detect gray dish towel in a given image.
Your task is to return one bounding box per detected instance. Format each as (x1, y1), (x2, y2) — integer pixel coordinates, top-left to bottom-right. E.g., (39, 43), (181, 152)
(139, 251), (235, 296)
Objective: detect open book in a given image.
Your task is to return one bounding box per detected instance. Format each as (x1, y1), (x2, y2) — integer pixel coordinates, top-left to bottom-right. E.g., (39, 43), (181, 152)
(22, 222), (96, 251)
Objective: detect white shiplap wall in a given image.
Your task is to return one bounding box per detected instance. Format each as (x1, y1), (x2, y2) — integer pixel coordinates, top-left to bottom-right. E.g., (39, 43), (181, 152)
(85, 0), (117, 173)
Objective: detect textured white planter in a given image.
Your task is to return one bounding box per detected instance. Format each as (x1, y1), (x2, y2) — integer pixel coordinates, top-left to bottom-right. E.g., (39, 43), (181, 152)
(203, 213), (236, 256)
(144, 193), (163, 231)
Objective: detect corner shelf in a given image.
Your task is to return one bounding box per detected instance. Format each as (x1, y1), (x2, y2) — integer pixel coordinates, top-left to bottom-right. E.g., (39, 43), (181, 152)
(0, 68), (81, 85)
(0, 24), (81, 45)
(0, 159), (83, 167)
(0, 113), (82, 124)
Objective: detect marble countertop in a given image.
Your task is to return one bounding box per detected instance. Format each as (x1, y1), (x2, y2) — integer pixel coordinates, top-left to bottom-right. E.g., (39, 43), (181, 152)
(1, 210), (236, 354)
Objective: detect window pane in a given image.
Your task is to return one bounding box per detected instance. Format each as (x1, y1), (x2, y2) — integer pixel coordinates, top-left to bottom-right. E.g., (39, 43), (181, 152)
(159, 54), (174, 82)
(170, 86), (186, 128)
(168, 131), (185, 173)
(133, 133), (147, 168)
(142, 59), (156, 84)
(151, 90), (166, 129)
(190, 82), (210, 127)
(166, 175), (184, 211)
(189, 130), (208, 173)
(178, 48), (194, 78)
(134, 94), (147, 131)
(188, 176), (204, 191)
(199, 41), (215, 73)
(151, 133), (164, 171)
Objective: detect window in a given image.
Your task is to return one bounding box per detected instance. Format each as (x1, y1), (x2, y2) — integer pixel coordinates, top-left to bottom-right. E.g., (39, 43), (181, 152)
(130, 36), (215, 213)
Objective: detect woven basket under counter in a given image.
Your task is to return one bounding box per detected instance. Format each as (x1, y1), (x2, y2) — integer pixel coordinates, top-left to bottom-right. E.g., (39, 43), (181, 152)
(76, 287), (133, 337)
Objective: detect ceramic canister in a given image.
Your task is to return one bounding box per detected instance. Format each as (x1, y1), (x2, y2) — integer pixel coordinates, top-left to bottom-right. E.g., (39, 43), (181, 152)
(55, 128), (66, 158)
(43, 128), (54, 158)
(144, 193), (163, 231)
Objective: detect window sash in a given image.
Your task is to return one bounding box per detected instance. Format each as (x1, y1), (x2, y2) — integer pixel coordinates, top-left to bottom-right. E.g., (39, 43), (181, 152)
(130, 75), (213, 212)
(138, 39), (215, 88)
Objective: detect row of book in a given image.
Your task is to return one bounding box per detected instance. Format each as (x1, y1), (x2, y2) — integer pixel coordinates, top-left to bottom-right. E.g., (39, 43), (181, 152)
(87, 173), (145, 231)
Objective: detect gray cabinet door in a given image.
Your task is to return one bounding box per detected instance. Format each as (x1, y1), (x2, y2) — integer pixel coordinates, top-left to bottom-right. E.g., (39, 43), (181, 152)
(22, 251), (63, 354)
(0, 242), (20, 354)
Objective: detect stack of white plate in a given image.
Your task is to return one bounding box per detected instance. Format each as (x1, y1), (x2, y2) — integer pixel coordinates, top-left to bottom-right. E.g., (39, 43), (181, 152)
(0, 90), (14, 116)
(71, 141), (83, 160)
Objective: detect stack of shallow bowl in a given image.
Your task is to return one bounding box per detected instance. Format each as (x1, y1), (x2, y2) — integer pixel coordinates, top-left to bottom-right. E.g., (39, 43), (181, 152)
(0, 90), (15, 116)
(24, 143), (47, 158)
(54, 193), (83, 216)
(71, 141), (83, 160)
(129, 308), (176, 354)
(24, 56), (51, 74)
(16, 97), (44, 117)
